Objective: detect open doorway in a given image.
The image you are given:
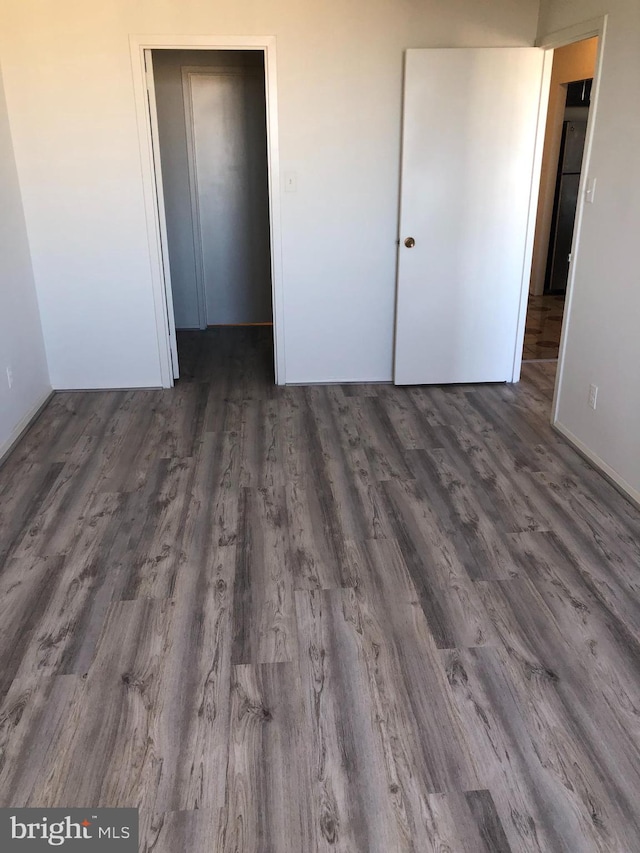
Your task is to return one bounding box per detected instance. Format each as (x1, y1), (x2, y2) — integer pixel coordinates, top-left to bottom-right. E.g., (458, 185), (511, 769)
(129, 36), (285, 388)
(523, 37), (598, 363)
(151, 49), (274, 382)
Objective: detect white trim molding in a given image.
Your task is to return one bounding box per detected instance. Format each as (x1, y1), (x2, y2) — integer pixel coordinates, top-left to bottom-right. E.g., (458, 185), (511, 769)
(537, 16), (607, 50)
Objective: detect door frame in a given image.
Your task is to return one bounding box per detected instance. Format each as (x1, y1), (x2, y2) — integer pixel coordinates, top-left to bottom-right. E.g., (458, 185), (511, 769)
(129, 35), (286, 387)
(512, 17), (607, 390)
(532, 17), (608, 425)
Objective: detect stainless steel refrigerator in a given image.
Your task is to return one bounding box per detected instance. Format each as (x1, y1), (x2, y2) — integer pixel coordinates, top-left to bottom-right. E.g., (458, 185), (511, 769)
(544, 118), (588, 295)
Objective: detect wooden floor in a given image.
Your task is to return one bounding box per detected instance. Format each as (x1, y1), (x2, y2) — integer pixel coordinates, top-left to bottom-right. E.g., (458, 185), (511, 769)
(1, 327), (640, 852)
(522, 294), (565, 361)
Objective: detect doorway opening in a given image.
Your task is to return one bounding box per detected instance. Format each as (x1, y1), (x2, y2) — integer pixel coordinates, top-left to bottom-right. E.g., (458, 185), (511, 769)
(523, 37), (598, 363)
(130, 35), (284, 388)
(151, 48), (274, 382)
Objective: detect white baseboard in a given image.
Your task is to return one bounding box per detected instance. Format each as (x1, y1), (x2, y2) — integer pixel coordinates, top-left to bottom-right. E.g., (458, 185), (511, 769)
(0, 389), (54, 467)
(553, 420), (640, 510)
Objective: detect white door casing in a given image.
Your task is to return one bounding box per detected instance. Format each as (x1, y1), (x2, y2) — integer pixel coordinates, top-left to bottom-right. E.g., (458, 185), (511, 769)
(394, 48), (548, 385)
(144, 49), (180, 378)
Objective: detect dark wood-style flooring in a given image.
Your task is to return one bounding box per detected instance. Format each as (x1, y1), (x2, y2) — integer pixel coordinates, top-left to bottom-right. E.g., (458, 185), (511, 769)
(522, 294), (565, 361)
(1, 327), (640, 852)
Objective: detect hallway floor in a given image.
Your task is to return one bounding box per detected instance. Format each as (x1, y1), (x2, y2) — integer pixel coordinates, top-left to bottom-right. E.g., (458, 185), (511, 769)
(522, 293), (565, 361)
(1, 327), (640, 851)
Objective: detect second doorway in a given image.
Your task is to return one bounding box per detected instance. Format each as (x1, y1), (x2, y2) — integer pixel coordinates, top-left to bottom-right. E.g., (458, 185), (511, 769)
(152, 49), (273, 374)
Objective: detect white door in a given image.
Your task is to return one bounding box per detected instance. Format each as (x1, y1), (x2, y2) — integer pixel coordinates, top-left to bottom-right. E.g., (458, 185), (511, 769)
(394, 48), (546, 385)
(184, 69), (272, 326)
(145, 50), (180, 379)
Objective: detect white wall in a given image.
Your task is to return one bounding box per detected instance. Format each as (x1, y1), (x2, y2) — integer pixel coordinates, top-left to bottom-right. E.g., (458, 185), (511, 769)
(538, 0), (640, 501)
(0, 0), (539, 388)
(0, 61), (50, 459)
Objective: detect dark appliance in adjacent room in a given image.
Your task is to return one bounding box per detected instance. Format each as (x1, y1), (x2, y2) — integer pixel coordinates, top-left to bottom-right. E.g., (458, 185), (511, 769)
(544, 78), (592, 295)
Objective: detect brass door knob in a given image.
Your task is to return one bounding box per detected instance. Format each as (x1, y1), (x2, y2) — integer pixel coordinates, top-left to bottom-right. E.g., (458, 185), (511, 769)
(404, 237), (416, 248)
